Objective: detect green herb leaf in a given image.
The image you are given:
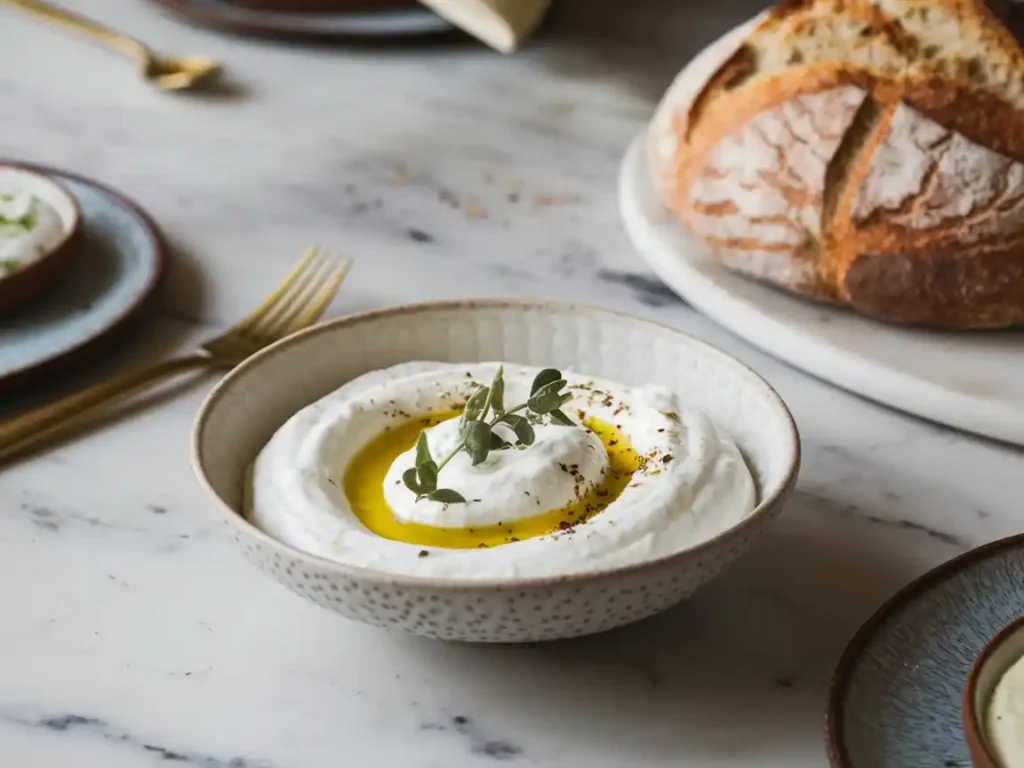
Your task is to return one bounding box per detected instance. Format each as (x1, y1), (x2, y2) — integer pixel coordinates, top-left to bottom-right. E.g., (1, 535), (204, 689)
(416, 460), (438, 492)
(549, 408), (574, 426)
(531, 368), (561, 395)
(0, 258), (19, 272)
(501, 414), (535, 446)
(428, 488), (467, 504)
(402, 467), (422, 493)
(415, 367), (583, 501)
(490, 432), (512, 450)
(527, 379), (567, 414)
(489, 366), (505, 416)
(0, 207), (37, 231)
(462, 386), (490, 425)
(463, 420), (491, 466)
(414, 431), (433, 466)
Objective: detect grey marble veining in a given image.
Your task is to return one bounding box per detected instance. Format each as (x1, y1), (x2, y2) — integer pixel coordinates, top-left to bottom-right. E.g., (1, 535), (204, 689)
(1, 0), (1023, 765)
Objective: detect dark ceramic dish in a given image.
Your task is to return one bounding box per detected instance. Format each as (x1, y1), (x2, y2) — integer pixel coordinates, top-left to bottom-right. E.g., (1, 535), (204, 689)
(0, 163), (163, 390)
(224, 0), (411, 10)
(963, 615), (1024, 767)
(0, 164), (81, 316)
(827, 533), (1024, 767)
(148, 0), (452, 40)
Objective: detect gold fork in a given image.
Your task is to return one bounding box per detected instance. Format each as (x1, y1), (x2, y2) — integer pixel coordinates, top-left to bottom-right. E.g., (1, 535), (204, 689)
(4, 0), (220, 92)
(0, 247), (351, 463)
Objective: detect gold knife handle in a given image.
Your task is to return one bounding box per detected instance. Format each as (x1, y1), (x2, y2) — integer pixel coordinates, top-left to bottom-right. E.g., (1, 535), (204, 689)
(4, 0), (147, 59)
(0, 354), (210, 464)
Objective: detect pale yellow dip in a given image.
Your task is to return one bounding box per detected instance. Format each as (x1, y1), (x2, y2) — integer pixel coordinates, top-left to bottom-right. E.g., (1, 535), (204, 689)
(0, 193), (64, 275)
(987, 653), (1024, 767)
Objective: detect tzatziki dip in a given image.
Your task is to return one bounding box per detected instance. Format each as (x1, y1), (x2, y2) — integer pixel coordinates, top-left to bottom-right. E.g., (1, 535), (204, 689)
(247, 362), (757, 579)
(0, 192), (65, 277)
(988, 652), (1024, 766)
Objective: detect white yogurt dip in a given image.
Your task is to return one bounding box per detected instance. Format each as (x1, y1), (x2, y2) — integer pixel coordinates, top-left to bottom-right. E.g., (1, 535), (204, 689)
(247, 362), (757, 579)
(0, 193), (65, 275)
(988, 652), (1024, 766)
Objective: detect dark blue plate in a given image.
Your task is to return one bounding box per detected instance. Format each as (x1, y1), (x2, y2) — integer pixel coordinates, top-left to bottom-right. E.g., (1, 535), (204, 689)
(827, 534), (1024, 767)
(0, 165), (162, 388)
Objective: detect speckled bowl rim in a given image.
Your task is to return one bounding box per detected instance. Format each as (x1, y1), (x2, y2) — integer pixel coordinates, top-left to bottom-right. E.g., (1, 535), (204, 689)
(826, 532), (1024, 766)
(191, 298), (801, 589)
(962, 613), (1024, 767)
(0, 161), (164, 387)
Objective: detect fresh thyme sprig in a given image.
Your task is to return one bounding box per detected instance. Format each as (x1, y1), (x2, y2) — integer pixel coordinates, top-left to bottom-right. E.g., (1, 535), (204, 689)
(401, 366), (576, 504)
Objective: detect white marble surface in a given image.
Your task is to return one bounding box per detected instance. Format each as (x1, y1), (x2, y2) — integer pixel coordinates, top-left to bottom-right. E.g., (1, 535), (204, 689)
(2, 1), (1023, 765)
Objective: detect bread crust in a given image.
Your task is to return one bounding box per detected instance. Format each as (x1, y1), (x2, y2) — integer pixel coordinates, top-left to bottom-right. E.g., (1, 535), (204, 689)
(843, 247), (1024, 327)
(649, 0), (1024, 328)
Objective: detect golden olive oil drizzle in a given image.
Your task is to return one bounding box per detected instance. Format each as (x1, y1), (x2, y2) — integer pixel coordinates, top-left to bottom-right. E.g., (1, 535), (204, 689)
(343, 410), (639, 549)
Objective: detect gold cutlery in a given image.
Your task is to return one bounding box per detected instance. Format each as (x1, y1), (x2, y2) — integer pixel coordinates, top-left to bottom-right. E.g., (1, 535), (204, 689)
(0, 248), (350, 463)
(4, 0), (220, 91)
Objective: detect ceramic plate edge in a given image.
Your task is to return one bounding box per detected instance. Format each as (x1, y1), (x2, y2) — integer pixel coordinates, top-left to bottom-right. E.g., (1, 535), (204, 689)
(824, 532), (1024, 766)
(618, 132), (1024, 447)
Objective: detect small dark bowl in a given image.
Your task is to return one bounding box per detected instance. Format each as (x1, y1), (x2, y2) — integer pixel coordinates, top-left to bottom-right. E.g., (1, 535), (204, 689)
(963, 614), (1024, 767)
(223, 0), (412, 11)
(0, 164), (82, 316)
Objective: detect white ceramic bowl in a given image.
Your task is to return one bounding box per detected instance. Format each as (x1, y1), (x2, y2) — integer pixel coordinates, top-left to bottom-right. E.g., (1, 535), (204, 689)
(191, 300), (800, 643)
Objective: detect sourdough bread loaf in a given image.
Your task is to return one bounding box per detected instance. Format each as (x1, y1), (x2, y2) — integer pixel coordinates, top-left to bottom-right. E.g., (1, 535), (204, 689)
(649, 0), (1024, 328)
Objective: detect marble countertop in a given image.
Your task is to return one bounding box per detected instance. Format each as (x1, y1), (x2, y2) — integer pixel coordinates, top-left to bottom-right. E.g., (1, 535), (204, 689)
(2, 1), (1023, 765)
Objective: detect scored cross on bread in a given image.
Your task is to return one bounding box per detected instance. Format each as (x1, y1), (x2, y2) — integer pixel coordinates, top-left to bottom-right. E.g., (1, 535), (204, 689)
(649, 0), (1024, 328)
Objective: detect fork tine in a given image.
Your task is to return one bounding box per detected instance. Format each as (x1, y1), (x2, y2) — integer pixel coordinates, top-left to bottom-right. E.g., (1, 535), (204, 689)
(284, 258), (351, 334)
(233, 247), (318, 335)
(246, 247), (336, 339)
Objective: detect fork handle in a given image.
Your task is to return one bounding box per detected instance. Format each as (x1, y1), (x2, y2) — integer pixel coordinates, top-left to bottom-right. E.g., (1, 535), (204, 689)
(0, 354), (212, 464)
(4, 0), (148, 60)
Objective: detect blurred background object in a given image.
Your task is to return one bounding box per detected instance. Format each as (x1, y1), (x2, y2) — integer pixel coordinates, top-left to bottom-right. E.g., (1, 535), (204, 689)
(985, 0), (1024, 42)
(228, 0), (413, 9)
(5, 0), (220, 90)
(144, 0), (550, 47)
(417, 0), (551, 52)
(146, 0), (453, 41)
